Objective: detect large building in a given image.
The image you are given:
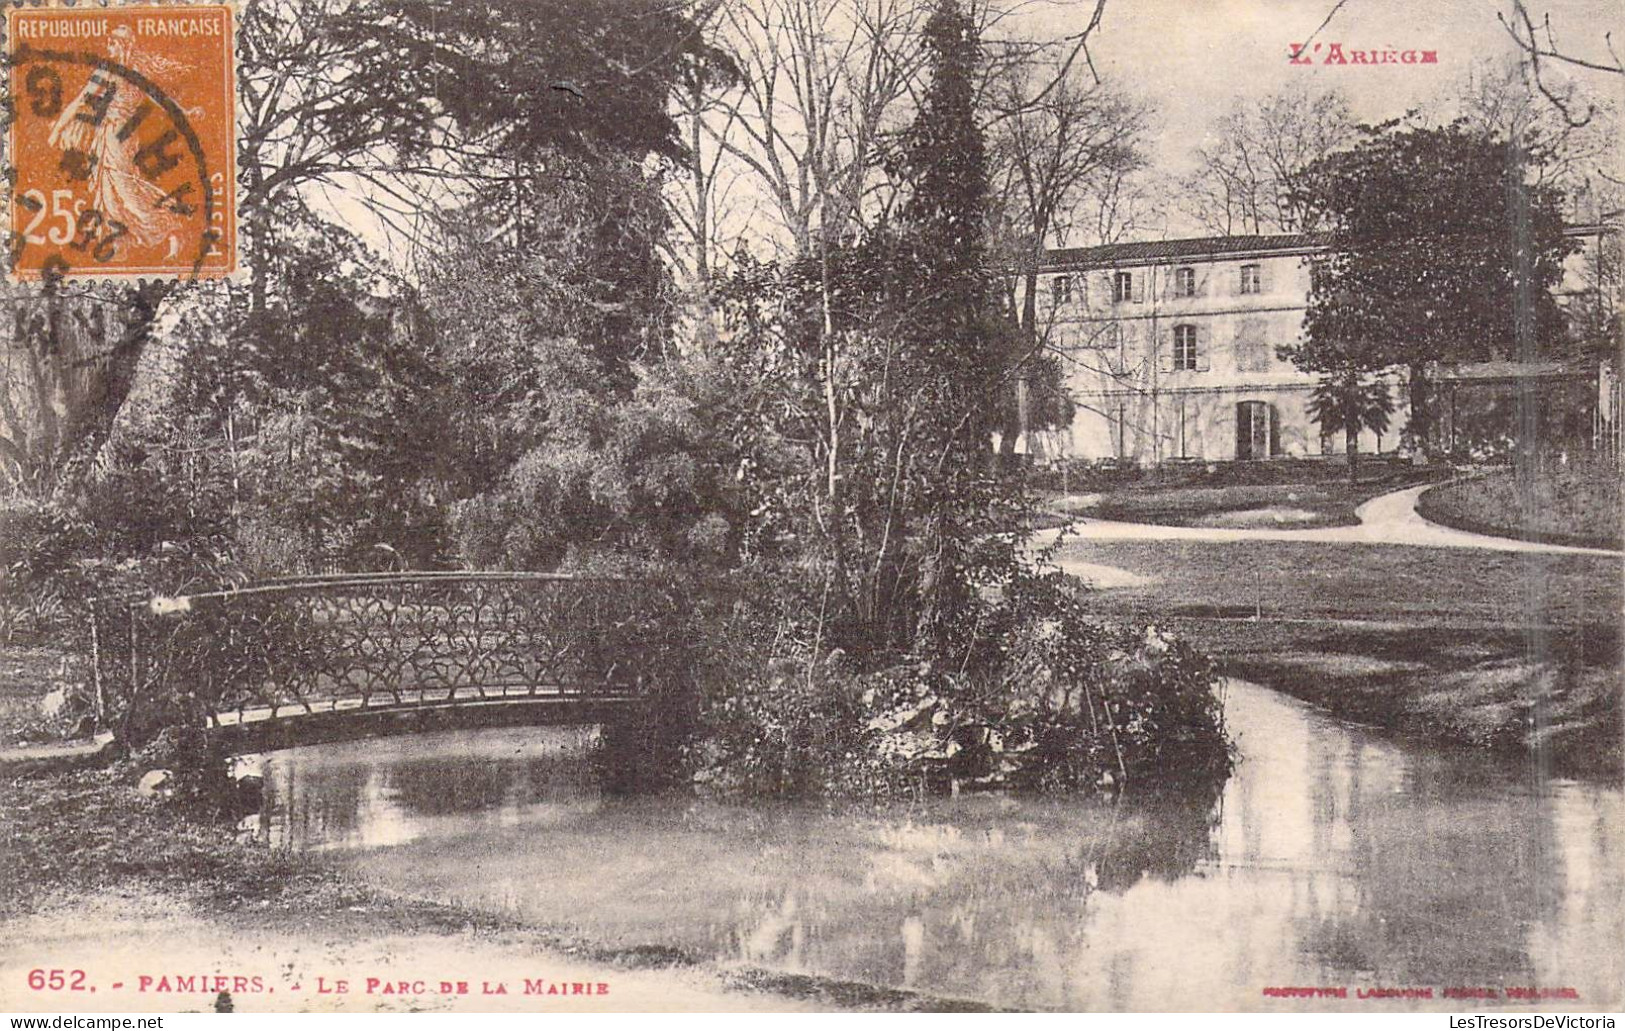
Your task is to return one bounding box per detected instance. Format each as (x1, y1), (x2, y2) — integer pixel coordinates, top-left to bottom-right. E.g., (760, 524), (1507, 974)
(1026, 226), (1615, 464)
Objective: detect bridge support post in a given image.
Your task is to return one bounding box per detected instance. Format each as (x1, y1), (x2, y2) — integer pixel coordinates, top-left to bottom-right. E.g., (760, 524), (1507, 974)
(596, 691), (693, 795)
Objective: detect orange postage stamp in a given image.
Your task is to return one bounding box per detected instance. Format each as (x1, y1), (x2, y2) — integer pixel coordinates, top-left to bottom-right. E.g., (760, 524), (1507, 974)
(5, 3), (237, 281)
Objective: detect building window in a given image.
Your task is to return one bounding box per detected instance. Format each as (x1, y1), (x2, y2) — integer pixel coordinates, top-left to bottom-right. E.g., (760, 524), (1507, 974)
(1173, 324), (1198, 371)
(1240, 263), (1262, 295)
(1113, 271), (1133, 303)
(1237, 400), (1277, 460)
(1175, 267), (1196, 298)
(1051, 275), (1072, 305)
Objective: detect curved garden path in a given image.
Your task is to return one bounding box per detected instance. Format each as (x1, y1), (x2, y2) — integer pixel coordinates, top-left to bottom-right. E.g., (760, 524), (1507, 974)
(1045, 483), (1621, 557)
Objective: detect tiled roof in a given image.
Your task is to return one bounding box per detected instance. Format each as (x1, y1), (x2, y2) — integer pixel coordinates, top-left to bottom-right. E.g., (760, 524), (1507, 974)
(1044, 233), (1334, 271)
(1043, 223), (1614, 272)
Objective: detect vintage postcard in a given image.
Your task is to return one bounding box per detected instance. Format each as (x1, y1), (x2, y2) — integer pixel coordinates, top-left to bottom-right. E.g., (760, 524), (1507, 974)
(0, 0), (1619, 1017)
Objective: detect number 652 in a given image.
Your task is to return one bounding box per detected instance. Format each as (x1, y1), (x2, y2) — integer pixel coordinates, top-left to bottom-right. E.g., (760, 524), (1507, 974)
(27, 968), (87, 990)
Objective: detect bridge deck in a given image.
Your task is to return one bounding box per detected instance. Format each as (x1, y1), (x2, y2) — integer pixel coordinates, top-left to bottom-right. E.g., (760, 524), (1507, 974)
(208, 684), (633, 727)
(207, 689), (643, 754)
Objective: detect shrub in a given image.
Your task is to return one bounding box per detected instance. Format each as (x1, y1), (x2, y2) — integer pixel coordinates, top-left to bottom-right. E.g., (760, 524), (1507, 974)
(687, 566), (1234, 800)
(989, 571), (1233, 792)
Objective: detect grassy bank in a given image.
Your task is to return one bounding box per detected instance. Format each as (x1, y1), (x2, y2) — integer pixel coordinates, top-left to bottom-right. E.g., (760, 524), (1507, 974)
(1169, 617), (1618, 778)
(1419, 464), (1623, 550)
(1059, 538), (1622, 777)
(0, 762), (386, 922)
(1044, 469), (1441, 531)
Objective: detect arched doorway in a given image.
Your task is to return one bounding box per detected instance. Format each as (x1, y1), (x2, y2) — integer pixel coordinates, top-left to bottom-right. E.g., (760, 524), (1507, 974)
(1236, 400), (1278, 460)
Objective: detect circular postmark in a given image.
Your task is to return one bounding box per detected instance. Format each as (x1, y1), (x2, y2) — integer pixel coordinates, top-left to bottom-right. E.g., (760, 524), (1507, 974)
(3, 6), (236, 284)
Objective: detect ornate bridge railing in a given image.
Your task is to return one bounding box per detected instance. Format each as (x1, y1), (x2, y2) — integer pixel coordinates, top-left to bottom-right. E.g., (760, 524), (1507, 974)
(89, 572), (697, 747)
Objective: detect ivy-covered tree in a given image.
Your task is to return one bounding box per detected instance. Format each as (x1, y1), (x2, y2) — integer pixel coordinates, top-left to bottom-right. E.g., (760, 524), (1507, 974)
(986, 65), (1138, 460)
(1286, 121), (1575, 453)
(883, 0), (1007, 652)
(706, 0), (1018, 660)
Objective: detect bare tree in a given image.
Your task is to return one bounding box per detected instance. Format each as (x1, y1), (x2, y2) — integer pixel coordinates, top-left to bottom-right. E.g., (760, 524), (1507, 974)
(1496, 0), (1623, 130)
(684, 0), (1115, 263)
(1085, 165), (1167, 246)
(984, 63), (1143, 448)
(990, 63), (1145, 291)
(1452, 56), (1618, 190)
(694, 0), (928, 258)
(668, 22), (751, 292)
(1181, 81), (1353, 236)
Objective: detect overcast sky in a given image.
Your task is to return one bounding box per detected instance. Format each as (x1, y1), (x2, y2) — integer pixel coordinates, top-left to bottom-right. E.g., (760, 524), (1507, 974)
(1027, 0), (1624, 178)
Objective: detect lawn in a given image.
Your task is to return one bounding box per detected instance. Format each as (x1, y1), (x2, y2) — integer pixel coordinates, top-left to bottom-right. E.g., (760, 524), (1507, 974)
(1056, 538), (1619, 627)
(1045, 469), (1442, 531)
(0, 644), (83, 747)
(1058, 538), (1622, 777)
(1170, 617), (1619, 778)
(1419, 462), (1623, 549)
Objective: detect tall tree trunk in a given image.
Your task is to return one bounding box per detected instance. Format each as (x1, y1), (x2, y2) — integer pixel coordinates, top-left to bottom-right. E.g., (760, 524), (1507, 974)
(688, 73), (710, 291)
(1407, 361), (1432, 456)
(1346, 420), (1359, 483)
(997, 395), (1021, 463)
(0, 281), (167, 493)
(997, 265), (1042, 466)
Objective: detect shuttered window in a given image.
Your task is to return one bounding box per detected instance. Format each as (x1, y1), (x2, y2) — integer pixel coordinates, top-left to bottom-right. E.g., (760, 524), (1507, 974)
(1234, 318), (1271, 373)
(1113, 271), (1133, 303)
(1175, 267), (1196, 298)
(1162, 324), (1210, 373)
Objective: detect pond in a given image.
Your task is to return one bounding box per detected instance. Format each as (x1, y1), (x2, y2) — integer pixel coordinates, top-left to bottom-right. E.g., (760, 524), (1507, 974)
(250, 680), (1623, 1011)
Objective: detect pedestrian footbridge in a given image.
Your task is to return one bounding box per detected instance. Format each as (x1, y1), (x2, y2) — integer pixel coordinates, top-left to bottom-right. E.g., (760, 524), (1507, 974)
(90, 572), (695, 754)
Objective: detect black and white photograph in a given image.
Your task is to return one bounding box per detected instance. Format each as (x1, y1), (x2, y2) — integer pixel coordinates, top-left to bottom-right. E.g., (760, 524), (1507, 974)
(0, 0), (1620, 1016)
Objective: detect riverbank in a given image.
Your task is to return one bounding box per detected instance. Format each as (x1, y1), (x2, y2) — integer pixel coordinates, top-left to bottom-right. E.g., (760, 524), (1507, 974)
(4, 686), (1620, 1011)
(0, 762), (989, 1013)
(0, 888), (847, 1014)
(1166, 617), (1618, 779)
(1058, 537), (1623, 778)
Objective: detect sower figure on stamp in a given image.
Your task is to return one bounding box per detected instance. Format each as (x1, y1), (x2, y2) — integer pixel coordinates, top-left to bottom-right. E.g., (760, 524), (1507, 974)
(45, 24), (190, 261)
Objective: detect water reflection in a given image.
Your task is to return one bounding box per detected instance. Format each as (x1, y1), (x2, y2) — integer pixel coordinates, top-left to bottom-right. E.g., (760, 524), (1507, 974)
(261, 726), (601, 851)
(255, 682), (1623, 1010)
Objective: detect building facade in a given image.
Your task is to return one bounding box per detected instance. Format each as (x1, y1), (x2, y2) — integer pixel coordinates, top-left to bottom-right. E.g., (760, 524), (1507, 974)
(1026, 227), (1614, 464)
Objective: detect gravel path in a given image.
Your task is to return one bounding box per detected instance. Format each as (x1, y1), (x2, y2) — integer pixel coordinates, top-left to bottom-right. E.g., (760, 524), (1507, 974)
(1048, 484), (1621, 557)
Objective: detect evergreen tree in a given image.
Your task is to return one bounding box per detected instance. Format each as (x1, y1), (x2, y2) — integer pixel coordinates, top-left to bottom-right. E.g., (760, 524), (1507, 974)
(894, 0), (999, 423)
(1286, 121), (1574, 452)
(887, 0), (1004, 653)
(1305, 370), (1395, 482)
(706, 0), (1024, 662)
